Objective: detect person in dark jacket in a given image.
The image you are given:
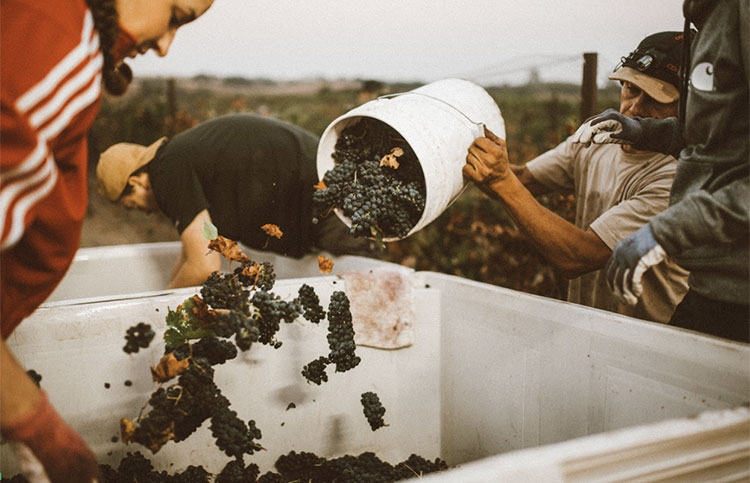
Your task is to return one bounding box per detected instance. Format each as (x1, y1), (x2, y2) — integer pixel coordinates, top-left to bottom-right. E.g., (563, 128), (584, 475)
(96, 114), (379, 288)
(573, 0), (748, 342)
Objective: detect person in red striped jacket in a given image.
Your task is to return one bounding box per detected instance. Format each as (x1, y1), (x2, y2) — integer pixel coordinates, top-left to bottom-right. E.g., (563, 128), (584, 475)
(0, 0), (214, 481)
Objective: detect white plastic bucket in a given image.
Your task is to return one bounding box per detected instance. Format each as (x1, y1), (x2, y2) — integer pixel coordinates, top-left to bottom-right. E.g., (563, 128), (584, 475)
(317, 78), (505, 241)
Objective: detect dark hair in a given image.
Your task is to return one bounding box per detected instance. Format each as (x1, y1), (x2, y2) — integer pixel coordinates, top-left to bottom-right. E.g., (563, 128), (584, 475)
(119, 165), (149, 199)
(86, 0), (133, 96)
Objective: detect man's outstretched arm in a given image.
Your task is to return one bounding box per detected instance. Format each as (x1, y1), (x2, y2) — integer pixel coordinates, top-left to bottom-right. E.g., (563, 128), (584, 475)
(464, 129), (611, 278)
(168, 209), (221, 288)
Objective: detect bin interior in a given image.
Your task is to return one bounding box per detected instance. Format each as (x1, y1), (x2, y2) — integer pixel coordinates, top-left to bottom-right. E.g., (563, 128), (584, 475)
(44, 242), (405, 304)
(5, 271), (749, 478)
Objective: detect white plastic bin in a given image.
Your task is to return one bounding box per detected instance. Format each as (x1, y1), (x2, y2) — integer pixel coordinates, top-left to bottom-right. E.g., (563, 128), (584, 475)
(4, 272), (748, 480)
(44, 241), (404, 305)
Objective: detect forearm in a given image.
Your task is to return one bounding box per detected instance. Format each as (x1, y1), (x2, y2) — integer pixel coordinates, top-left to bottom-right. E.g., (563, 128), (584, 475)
(0, 339), (43, 431)
(167, 261), (214, 289)
(170, 248), (187, 281)
(512, 165), (550, 196)
(487, 175), (611, 277)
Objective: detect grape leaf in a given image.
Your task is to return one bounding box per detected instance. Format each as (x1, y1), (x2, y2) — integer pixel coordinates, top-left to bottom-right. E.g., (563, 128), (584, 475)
(314, 179), (327, 190)
(164, 297), (215, 347)
(202, 219), (219, 240)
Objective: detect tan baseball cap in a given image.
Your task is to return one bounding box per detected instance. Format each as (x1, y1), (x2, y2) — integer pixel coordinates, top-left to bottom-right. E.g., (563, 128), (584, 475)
(608, 30), (692, 104)
(96, 137), (166, 201)
(609, 66), (680, 104)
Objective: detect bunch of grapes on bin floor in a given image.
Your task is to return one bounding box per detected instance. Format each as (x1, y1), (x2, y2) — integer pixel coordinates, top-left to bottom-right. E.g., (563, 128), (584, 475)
(257, 450), (448, 482)
(313, 118), (426, 239)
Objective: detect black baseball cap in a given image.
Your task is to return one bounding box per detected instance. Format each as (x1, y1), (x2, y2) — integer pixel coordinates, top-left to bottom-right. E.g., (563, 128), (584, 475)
(609, 31), (693, 103)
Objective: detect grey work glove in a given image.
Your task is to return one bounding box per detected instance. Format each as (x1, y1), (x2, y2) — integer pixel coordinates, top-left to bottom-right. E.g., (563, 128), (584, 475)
(571, 108), (645, 146)
(605, 224), (667, 305)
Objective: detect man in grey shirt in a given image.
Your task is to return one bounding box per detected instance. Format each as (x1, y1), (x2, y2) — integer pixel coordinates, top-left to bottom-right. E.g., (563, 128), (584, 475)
(463, 31), (692, 323)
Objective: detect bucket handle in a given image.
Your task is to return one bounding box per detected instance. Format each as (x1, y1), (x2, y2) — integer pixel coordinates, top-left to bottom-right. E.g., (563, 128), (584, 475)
(377, 92), (486, 138)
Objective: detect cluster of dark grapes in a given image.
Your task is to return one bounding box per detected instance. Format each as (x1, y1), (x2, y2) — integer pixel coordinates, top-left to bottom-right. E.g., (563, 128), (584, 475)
(257, 450), (448, 482)
(250, 290), (301, 348)
(300, 290), (361, 385)
(361, 391), (387, 431)
(201, 272), (250, 314)
(127, 358), (241, 452)
(97, 450), (261, 483)
(234, 261), (276, 291)
(313, 118), (427, 239)
(123, 322), (155, 354)
(296, 284), (326, 324)
(198, 262), (309, 351)
(301, 356), (329, 385)
(209, 406), (263, 458)
(327, 291), (361, 372)
(122, 259), (329, 470)
(95, 449), (446, 483)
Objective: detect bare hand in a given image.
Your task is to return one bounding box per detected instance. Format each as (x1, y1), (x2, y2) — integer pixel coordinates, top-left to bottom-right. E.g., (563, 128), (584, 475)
(463, 126), (511, 196)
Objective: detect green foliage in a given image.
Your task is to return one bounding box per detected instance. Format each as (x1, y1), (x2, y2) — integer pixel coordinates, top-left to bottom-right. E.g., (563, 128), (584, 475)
(202, 220), (219, 240)
(164, 297), (214, 348)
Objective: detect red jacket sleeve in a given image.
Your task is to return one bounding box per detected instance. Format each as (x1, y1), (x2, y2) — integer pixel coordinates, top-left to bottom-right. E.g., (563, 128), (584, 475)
(1, 0), (103, 337)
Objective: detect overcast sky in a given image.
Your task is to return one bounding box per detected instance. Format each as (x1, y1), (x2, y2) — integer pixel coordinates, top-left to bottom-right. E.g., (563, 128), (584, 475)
(130, 0), (687, 87)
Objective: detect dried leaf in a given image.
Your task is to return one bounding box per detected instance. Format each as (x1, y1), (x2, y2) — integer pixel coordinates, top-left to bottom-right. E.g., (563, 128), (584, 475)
(189, 295), (213, 327)
(121, 416), (178, 453)
(150, 352), (190, 383)
(207, 235), (252, 264)
(314, 179), (327, 190)
(120, 418), (136, 444)
(318, 255), (334, 274)
(261, 223), (283, 239)
(379, 147), (404, 169)
(240, 263), (262, 287)
(141, 422), (175, 453)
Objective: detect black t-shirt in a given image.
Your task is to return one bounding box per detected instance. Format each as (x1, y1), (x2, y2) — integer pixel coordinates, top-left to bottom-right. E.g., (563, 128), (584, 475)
(148, 114), (320, 257)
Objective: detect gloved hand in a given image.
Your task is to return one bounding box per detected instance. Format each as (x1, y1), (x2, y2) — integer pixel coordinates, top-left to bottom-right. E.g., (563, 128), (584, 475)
(605, 224), (667, 305)
(570, 108), (645, 146)
(1, 391), (100, 483)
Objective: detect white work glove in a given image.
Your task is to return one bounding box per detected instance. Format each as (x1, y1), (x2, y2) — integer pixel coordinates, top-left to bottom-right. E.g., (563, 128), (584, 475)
(605, 224), (667, 305)
(11, 442), (51, 483)
(571, 109), (645, 147)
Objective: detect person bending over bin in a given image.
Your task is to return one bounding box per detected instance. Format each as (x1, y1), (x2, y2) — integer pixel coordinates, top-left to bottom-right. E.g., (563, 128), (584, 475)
(0, 0), (215, 481)
(572, 0), (748, 343)
(463, 31), (693, 324)
(96, 114), (380, 289)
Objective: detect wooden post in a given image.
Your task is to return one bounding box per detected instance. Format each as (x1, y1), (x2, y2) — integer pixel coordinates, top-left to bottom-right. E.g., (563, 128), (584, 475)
(580, 52), (598, 122)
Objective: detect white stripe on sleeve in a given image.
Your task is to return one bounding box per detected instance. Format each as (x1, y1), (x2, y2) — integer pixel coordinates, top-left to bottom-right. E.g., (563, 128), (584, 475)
(15, 11), (94, 113)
